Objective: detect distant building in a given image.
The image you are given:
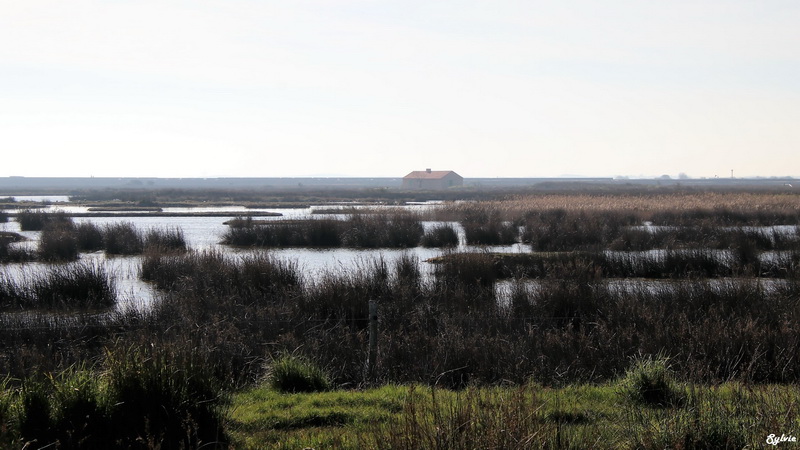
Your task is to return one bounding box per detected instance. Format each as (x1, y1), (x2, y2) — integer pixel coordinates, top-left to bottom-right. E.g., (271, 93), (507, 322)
(402, 169), (463, 190)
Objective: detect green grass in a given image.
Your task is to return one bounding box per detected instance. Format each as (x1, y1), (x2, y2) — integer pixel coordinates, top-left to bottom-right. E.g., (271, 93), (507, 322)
(228, 384), (409, 449)
(227, 382), (800, 449)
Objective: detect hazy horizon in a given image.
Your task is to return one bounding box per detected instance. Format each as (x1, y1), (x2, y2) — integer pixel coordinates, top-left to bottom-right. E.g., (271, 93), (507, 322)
(2, 1), (799, 179)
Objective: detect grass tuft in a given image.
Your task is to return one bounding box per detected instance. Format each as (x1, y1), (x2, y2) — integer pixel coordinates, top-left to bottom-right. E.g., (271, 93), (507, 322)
(268, 354), (332, 394)
(421, 223), (460, 247)
(619, 355), (682, 407)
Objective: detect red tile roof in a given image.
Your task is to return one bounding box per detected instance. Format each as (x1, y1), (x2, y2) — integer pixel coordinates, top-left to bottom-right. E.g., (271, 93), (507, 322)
(403, 170), (460, 180)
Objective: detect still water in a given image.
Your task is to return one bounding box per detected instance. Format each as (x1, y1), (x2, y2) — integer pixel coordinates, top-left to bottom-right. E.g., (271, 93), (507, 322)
(1, 206), (530, 313)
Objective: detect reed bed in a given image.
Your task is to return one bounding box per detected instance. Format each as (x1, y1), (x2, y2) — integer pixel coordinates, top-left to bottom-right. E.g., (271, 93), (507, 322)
(521, 210), (800, 253)
(446, 191), (800, 217)
(222, 214), (424, 248)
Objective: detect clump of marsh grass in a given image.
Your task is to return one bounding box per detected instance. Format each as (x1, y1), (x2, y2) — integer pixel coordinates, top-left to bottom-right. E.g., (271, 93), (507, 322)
(140, 249), (300, 295)
(461, 209), (519, 245)
(221, 219), (342, 247)
(6, 346), (228, 449)
(74, 221), (104, 252)
(365, 385), (560, 449)
(421, 223), (460, 247)
(431, 251), (498, 289)
(104, 345), (228, 448)
(15, 366), (108, 448)
(624, 385), (751, 450)
(619, 355), (682, 407)
(143, 226), (187, 252)
(236, 252), (302, 295)
(392, 253), (422, 293)
(1, 232), (34, 263)
(16, 209), (72, 231)
(101, 222), (144, 255)
(267, 353), (332, 393)
(30, 262), (116, 309)
(38, 222), (79, 262)
(0, 262), (116, 310)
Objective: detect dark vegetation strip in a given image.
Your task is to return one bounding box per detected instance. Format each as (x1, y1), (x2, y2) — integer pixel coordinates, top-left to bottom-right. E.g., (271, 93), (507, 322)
(429, 248), (800, 279)
(221, 214), (426, 248)
(16, 209), (72, 231)
(67, 186), (514, 205)
(26, 216), (187, 261)
(520, 209), (800, 252)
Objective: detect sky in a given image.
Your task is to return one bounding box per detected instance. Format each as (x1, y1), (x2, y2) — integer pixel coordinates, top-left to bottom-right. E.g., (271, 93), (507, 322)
(1, 1), (800, 179)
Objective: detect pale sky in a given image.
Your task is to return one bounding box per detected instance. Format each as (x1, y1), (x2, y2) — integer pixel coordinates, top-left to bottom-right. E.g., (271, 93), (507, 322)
(2, 1), (799, 178)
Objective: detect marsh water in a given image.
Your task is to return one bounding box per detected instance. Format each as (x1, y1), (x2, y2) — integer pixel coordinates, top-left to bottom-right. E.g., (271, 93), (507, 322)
(1, 202), (530, 313)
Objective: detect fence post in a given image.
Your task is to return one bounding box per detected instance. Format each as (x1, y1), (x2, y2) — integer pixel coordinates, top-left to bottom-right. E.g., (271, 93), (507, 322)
(367, 300), (378, 378)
